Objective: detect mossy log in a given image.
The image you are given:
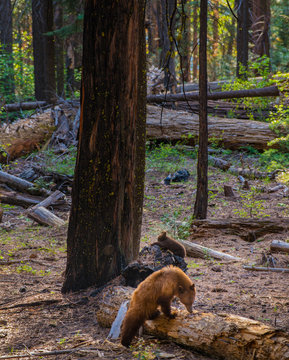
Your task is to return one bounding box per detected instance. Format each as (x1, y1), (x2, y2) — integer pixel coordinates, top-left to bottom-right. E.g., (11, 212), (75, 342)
(146, 105), (276, 150)
(96, 286), (289, 360)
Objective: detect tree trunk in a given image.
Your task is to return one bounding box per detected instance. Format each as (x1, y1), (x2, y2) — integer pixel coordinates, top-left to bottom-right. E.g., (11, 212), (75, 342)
(0, 0), (14, 99)
(192, 1), (198, 80)
(211, 0), (219, 81)
(147, 0), (159, 65)
(54, 1), (65, 98)
(179, 0), (191, 82)
(97, 286), (289, 360)
(251, 0), (270, 58)
(159, 0), (177, 92)
(194, 0), (208, 219)
(235, 0), (249, 78)
(32, 0), (56, 102)
(62, 1), (146, 292)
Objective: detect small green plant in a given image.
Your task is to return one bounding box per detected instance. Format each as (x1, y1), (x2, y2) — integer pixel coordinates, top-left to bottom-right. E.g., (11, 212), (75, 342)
(187, 260), (200, 269)
(130, 339), (160, 360)
(233, 188), (269, 218)
(16, 264), (37, 275)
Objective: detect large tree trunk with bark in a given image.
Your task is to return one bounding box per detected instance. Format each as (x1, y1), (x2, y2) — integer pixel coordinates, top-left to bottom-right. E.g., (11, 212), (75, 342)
(32, 0), (56, 102)
(179, 0), (191, 82)
(146, 105), (277, 150)
(97, 286), (289, 360)
(62, 1), (146, 292)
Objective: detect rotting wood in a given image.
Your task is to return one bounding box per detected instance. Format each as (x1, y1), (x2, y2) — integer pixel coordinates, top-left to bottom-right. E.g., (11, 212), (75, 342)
(178, 239), (243, 262)
(0, 171), (50, 197)
(97, 285), (289, 360)
(147, 85), (280, 103)
(268, 184), (286, 193)
(224, 185), (235, 197)
(27, 206), (65, 227)
(3, 101), (47, 112)
(31, 190), (65, 209)
(0, 207), (3, 223)
(190, 218), (289, 241)
(146, 105), (277, 150)
(0, 189), (45, 208)
(243, 265), (289, 273)
(208, 156), (277, 179)
(270, 240), (289, 254)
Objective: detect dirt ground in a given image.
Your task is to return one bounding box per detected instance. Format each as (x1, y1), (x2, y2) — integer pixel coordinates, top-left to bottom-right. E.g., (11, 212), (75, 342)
(0, 153), (288, 359)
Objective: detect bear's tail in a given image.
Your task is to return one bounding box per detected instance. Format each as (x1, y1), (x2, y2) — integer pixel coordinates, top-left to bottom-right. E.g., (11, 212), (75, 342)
(121, 310), (145, 347)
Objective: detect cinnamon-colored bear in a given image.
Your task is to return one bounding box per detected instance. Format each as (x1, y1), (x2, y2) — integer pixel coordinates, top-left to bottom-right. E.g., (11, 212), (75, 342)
(152, 231), (186, 258)
(121, 265), (196, 347)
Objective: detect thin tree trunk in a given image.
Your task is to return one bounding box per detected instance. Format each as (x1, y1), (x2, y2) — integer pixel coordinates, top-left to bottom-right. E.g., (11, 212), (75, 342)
(159, 0), (177, 92)
(54, 1), (65, 98)
(179, 0), (191, 82)
(236, 0), (249, 78)
(192, 1), (198, 80)
(62, 1), (146, 292)
(194, 0), (208, 219)
(211, 0), (219, 81)
(0, 0), (14, 99)
(32, 0), (56, 102)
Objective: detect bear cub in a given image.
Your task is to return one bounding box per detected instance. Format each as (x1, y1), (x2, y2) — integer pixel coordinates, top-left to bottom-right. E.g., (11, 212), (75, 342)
(152, 231), (186, 258)
(121, 265), (196, 347)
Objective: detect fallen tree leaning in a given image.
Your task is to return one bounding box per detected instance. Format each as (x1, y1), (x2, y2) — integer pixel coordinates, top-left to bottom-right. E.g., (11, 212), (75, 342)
(96, 286), (289, 360)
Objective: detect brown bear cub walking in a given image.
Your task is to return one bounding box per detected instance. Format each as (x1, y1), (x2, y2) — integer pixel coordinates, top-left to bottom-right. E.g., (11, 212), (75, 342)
(121, 265), (196, 347)
(152, 231), (186, 258)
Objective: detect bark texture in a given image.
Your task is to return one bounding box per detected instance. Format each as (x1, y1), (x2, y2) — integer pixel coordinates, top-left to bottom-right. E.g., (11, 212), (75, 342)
(97, 286), (289, 360)
(32, 0), (56, 102)
(62, 1), (146, 292)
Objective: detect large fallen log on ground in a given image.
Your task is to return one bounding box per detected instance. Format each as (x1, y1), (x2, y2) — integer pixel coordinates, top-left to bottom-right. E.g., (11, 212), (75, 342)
(96, 286), (289, 360)
(190, 218), (289, 241)
(147, 85), (280, 103)
(178, 239), (243, 262)
(146, 105), (276, 150)
(3, 101), (47, 112)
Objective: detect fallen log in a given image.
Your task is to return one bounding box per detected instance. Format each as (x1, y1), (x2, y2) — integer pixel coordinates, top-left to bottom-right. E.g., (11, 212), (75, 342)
(97, 286), (289, 360)
(26, 190), (66, 226)
(3, 101), (47, 112)
(0, 171), (50, 197)
(178, 239), (242, 262)
(0, 189), (45, 208)
(27, 206), (65, 226)
(190, 218), (289, 241)
(146, 105), (277, 150)
(243, 265), (289, 273)
(147, 85), (280, 103)
(270, 240), (289, 254)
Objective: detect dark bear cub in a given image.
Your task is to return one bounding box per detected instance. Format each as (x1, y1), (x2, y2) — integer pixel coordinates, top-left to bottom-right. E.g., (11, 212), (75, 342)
(152, 231), (186, 258)
(120, 265), (196, 347)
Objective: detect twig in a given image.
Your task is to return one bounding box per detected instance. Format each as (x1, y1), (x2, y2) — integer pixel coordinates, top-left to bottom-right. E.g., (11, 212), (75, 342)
(0, 299), (61, 310)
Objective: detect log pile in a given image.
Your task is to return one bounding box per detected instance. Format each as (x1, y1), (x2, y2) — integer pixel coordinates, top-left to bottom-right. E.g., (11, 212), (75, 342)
(96, 286), (289, 360)
(0, 170), (67, 227)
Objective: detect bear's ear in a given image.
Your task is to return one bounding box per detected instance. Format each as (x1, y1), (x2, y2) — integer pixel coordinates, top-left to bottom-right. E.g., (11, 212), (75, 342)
(178, 285), (184, 294)
(190, 284), (195, 291)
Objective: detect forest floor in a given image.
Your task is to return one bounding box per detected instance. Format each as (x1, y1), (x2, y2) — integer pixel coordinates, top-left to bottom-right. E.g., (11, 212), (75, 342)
(0, 144), (289, 359)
